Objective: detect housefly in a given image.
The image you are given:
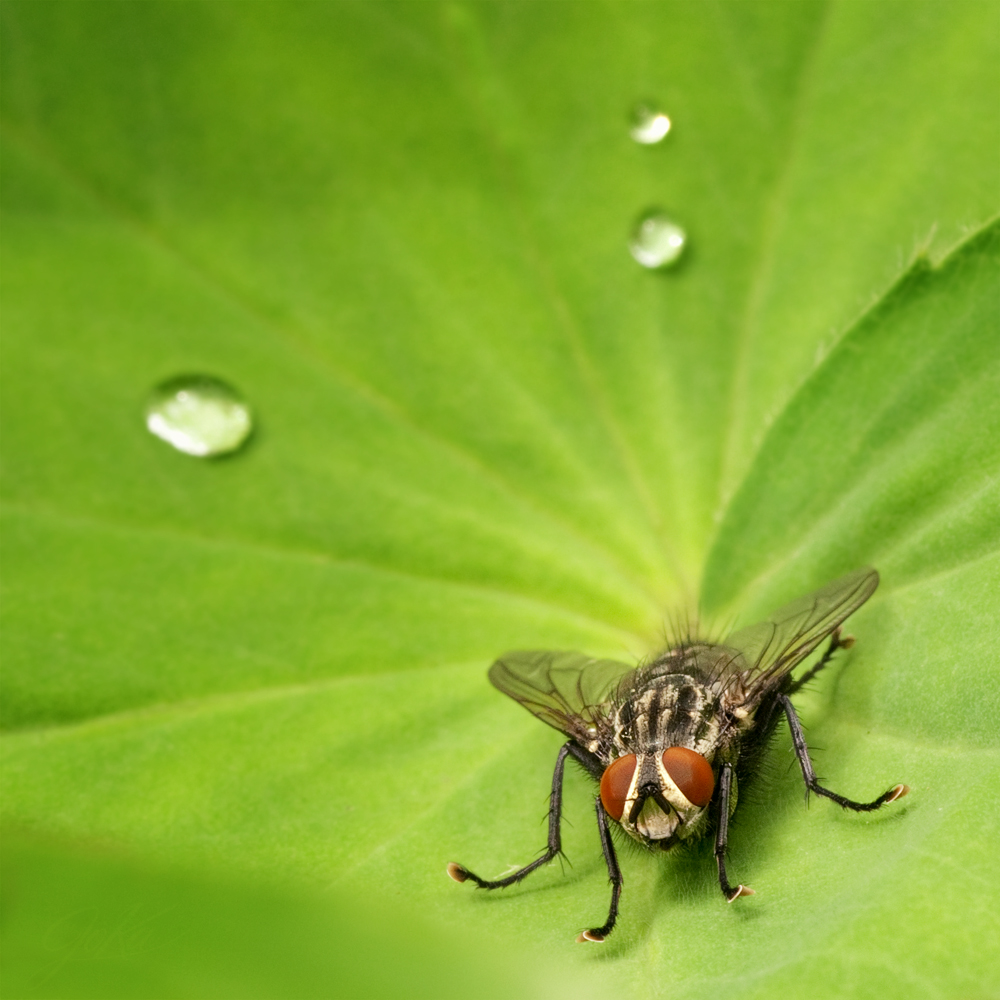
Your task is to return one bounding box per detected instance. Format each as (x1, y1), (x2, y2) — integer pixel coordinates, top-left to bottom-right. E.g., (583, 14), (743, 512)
(447, 567), (908, 942)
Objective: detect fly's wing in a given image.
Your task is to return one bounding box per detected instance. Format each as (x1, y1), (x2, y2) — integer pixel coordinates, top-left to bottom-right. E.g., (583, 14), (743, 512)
(722, 567), (879, 696)
(488, 650), (636, 743)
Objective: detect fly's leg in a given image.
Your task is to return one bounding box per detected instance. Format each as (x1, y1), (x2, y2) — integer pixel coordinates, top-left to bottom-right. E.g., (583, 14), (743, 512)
(787, 627), (852, 695)
(779, 694), (909, 810)
(714, 763), (755, 903)
(447, 742), (574, 890)
(576, 798), (623, 943)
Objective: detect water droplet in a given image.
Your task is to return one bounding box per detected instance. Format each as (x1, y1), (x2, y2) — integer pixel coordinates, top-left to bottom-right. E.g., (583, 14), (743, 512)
(629, 102), (671, 145)
(145, 375), (253, 457)
(628, 211), (687, 269)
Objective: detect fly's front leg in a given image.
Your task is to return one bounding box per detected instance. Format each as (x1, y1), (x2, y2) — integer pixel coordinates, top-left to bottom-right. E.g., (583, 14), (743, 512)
(447, 742), (573, 890)
(714, 763), (754, 903)
(576, 797), (623, 943)
(780, 694), (909, 810)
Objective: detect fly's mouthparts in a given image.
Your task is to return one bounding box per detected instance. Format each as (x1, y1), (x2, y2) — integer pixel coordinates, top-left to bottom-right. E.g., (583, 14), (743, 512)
(635, 793), (678, 840)
(627, 794), (646, 825)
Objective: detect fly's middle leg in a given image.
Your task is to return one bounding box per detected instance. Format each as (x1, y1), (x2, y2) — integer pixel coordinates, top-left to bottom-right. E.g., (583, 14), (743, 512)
(780, 694), (909, 811)
(447, 741), (574, 890)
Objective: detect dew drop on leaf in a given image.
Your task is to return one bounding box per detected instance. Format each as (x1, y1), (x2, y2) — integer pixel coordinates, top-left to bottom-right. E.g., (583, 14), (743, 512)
(145, 375), (253, 457)
(628, 211), (687, 269)
(629, 102), (671, 144)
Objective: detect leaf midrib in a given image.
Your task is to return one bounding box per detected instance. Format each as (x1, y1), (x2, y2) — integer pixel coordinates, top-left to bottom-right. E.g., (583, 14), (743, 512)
(716, 0), (834, 511)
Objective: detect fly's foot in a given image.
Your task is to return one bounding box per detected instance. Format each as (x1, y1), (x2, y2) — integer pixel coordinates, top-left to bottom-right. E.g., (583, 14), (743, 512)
(446, 863), (469, 883)
(726, 885), (755, 903)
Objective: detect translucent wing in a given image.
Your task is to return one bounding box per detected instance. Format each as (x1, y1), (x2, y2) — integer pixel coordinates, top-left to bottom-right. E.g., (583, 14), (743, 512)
(723, 567), (879, 691)
(489, 650), (636, 742)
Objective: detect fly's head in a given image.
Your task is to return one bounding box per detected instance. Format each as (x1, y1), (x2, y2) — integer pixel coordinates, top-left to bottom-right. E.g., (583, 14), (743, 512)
(599, 745), (715, 846)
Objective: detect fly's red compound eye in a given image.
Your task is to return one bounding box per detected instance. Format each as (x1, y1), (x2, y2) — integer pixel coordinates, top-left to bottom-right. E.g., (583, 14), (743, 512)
(662, 747), (714, 807)
(599, 754), (638, 821)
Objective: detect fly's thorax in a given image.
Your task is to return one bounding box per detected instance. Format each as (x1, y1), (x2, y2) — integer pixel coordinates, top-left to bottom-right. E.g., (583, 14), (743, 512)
(612, 673), (725, 758)
(599, 674), (730, 845)
(582, 724), (602, 755)
(642, 643), (773, 734)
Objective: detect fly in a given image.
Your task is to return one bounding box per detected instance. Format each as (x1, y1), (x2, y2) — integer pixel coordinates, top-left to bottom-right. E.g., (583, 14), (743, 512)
(447, 567), (908, 942)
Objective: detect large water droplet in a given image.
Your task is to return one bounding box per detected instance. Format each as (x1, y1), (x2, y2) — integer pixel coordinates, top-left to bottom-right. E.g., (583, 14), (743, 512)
(145, 375), (253, 457)
(629, 102), (671, 145)
(628, 211), (687, 269)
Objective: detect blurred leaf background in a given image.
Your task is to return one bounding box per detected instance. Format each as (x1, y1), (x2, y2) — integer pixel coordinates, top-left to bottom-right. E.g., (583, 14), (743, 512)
(2, 2), (998, 998)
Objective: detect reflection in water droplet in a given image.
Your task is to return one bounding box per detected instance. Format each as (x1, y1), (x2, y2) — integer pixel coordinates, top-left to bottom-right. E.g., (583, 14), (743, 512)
(628, 211), (687, 269)
(629, 103), (671, 144)
(145, 375), (253, 457)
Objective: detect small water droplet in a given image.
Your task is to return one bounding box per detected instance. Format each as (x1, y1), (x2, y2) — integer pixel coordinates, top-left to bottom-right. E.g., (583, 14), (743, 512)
(145, 375), (253, 457)
(629, 102), (671, 145)
(628, 210), (687, 269)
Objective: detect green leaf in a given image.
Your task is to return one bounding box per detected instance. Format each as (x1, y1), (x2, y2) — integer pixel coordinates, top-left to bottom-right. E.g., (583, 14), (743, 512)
(2, 2), (998, 998)
(0, 831), (542, 1000)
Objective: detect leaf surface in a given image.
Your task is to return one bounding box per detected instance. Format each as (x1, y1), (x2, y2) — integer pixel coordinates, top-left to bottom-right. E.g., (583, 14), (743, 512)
(2, 3), (998, 997)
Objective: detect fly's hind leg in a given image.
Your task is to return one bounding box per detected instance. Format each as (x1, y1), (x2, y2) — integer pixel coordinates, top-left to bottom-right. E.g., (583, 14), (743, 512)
(787, 627), (853, 695)
(447, 741), (576, 890)
(779, 694), (909, 810)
